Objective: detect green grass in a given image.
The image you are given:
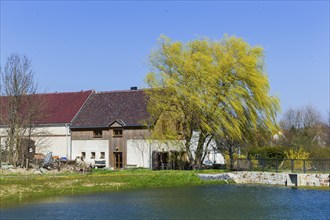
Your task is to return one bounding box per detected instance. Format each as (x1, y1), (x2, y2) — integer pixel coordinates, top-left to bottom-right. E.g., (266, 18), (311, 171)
(0, 169), (227, 208)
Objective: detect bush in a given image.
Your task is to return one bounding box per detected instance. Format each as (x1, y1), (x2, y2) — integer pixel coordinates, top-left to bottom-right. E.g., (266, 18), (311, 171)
(282, 146), (311, 170)
(248, 146), (285, 160)
(308, 146), (330, 159)
(224, 153), (246, 166)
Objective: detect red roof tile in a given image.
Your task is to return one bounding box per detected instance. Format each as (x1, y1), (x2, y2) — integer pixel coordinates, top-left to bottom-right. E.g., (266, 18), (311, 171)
(0, 90), (93, 125)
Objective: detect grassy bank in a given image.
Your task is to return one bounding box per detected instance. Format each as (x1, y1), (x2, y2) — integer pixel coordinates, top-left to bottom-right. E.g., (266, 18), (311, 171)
(0, 169), (227, 208)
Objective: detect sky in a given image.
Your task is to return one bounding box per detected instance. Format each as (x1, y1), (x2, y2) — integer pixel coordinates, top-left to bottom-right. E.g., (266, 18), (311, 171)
(0, 1), (329, 119)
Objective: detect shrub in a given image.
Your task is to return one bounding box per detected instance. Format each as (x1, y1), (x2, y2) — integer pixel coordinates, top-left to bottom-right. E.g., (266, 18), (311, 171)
(309, 146), (330, 159)
(282, 146), (311, 170)
(248, 146), (285, 160)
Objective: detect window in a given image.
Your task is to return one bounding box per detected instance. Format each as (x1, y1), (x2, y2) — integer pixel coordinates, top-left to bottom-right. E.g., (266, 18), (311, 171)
(81, 152), (86, 160)
(100, 152), (105, 159)
(91, 152), (95, 159)
(113, 129), (123, 137)
(93, 130), (102, 138)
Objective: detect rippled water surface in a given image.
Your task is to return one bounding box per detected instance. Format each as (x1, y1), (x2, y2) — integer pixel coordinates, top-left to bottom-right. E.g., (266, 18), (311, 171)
(1, 184), (329, 219)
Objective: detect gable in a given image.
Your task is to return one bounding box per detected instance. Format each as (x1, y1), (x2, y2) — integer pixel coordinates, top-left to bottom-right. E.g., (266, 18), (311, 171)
(109, 120), (125, 128)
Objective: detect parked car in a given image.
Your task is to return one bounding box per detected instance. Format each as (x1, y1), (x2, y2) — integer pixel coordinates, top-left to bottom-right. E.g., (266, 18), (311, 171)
(93, 160), (106, 169)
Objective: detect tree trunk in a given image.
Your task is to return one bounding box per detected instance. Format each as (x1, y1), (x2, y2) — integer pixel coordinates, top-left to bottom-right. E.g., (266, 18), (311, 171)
(194, 132), (207, 169)
(184, 140), (192, 165)
(183, 123), (194, 166)
(8, 127), (15, 166)
(228, 145), (234, 170)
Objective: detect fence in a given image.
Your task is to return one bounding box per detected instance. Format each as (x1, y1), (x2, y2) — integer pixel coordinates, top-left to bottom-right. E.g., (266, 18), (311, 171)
(233, 159), (330, 173)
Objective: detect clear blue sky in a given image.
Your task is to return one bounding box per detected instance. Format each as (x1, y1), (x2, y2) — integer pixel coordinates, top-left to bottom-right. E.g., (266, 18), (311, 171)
(1, 1), (329, 118)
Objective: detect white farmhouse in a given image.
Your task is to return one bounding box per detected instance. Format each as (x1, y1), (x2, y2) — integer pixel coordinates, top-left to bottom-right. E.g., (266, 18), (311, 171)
(0, 91), (93, 160)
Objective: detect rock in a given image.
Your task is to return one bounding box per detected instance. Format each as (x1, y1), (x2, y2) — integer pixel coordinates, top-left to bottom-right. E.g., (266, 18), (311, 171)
(40, 167), (48, 173)
(33, 170), (42, 175)
(16, 168), (28, 174)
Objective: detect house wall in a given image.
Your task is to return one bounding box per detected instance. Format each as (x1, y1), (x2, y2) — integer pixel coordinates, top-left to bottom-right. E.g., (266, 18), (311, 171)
(126, 140), (151, 168)
(0, 125), (70, 159)
(126, 139), (182, 168)
(71, 128), (150, 168)
(32, 126), (70, 158)
(72, 140), (109, 167)
(70, 129), (227, 169)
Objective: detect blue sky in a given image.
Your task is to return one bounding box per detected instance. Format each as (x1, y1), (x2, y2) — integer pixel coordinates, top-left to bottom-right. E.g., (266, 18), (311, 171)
(1, 1), (329, 118)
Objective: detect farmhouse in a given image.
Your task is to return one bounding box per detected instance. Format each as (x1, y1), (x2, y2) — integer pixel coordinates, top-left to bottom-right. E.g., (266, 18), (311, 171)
(0, 90), (93, 159)
(1, 88), (224, 169)
(70, 88), (156, 168)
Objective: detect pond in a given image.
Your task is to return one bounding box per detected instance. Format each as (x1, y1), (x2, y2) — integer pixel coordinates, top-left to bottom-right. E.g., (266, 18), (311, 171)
(1, 184), (329, 219)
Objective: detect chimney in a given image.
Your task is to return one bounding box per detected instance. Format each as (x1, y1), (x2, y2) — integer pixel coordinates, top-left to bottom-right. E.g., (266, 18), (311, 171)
(130, 86), (138, 90)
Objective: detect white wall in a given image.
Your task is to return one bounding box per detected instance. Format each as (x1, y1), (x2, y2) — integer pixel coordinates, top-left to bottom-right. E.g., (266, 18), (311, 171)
(127, 139), (183, 168)
(32, 126), (70, 158)
(189, 131), (225, 164)
(127, 132), (225, 168)
(72, 140), (109, 167)
(127, 140), (151, 168)
(0, 125), (71, 159)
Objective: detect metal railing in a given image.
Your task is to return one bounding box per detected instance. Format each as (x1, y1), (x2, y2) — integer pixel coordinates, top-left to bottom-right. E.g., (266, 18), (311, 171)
(233, 159), (330, 173)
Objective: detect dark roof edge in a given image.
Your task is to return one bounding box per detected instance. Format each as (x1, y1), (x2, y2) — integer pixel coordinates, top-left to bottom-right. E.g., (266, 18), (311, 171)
(70, 124), (147, 130)
(95, 88), (148, 94)
(0, 123), (68, 128)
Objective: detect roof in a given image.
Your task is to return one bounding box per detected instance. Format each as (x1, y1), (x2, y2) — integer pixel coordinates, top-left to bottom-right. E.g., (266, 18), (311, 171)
(0, 90), (93, 125)
(71, 89), (149, 128)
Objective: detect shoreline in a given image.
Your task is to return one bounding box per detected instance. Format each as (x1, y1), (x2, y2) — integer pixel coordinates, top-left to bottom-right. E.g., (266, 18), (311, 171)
(198, 171), (330, 187)
(1, 169), (329, 208)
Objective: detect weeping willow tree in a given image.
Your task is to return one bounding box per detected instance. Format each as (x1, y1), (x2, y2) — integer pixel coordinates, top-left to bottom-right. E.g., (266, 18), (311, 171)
(145, 35), (280, 169)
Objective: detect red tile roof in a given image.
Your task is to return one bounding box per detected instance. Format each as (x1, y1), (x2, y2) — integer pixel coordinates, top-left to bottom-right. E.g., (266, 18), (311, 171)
(71, 89), (149, 128)
(0, 90), (93, 125)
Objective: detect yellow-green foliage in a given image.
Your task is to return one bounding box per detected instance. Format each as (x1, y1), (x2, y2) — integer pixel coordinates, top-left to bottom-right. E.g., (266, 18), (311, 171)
(145, 35), (280, 165)
(283, 146), (311, 170)
(224, 153), (246, 165)
(285, 146), (310, 159)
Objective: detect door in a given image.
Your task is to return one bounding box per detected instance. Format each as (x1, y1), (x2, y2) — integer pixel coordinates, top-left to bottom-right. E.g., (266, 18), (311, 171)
(113, 152), (123, 169)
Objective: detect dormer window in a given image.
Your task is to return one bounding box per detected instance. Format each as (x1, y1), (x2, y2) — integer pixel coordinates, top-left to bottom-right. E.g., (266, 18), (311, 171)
(113, 129), (123, 137)
(93, 130), (102, 138)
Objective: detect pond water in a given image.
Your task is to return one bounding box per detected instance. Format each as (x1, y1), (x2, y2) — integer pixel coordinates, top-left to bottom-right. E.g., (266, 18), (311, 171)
(1, 184), (329, 219)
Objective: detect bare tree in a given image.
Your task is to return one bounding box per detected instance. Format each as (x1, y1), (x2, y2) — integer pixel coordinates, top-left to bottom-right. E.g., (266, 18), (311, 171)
(0, 53), (42, 167)
(279, 105), (326, 149)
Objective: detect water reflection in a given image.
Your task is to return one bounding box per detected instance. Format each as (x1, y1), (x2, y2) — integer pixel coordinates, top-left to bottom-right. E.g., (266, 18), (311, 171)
(1, 185), (329, 219)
